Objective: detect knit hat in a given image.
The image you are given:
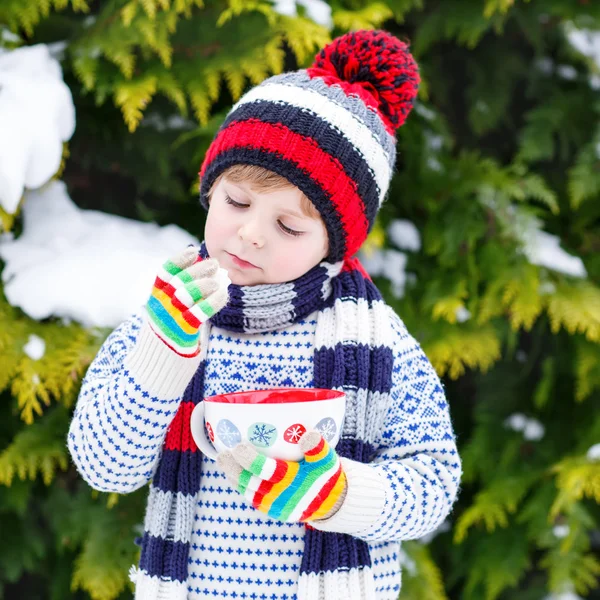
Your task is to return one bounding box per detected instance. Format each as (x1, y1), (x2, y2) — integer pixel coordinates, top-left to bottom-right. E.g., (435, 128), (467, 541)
(198, 29), (420, 262)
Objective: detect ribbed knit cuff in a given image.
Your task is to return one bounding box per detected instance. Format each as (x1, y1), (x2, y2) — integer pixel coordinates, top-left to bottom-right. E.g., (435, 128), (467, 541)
(124, 317), (203, 400)
(308, 457), (387, 535)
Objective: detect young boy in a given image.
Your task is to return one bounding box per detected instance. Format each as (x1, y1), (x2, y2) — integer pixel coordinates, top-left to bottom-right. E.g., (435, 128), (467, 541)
(68, 29), (462, 600)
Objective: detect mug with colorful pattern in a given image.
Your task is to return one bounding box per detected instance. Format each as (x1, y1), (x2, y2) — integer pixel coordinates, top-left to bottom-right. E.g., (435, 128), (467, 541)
(190, 388), (346, 461)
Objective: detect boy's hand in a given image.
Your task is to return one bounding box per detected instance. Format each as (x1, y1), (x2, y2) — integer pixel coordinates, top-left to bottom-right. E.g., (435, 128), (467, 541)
(217, 431), (347, 523)
(146, 246), (229, 356)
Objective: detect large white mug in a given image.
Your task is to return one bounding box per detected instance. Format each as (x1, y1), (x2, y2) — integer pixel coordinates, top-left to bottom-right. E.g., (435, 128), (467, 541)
(190, 388), (346, 461)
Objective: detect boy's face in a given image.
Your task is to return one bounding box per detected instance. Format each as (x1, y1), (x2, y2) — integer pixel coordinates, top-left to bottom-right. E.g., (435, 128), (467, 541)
(204, 176), (329, 286)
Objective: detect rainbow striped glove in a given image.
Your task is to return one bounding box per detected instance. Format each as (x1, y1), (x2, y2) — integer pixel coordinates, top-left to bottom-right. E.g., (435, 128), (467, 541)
(146, 246), (229, 357)
(217, 431), (347, 523)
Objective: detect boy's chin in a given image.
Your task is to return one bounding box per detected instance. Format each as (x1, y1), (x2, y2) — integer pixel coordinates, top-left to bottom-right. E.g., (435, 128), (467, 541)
(227, 270), (266, 286)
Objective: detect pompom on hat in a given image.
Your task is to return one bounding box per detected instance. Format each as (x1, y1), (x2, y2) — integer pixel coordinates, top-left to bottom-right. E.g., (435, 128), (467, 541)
(199, 30), (420, 262)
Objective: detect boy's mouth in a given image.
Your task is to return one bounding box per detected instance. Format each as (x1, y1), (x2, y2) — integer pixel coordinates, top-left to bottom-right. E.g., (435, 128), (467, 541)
(226, 251), (259, 269)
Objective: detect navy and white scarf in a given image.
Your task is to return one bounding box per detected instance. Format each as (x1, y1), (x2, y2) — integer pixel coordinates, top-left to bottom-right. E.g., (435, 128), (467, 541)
(133, 242), (395, 599)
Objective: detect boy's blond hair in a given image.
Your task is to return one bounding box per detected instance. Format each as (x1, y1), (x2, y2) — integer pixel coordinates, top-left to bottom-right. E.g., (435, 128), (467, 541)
(208, 164), (321, 220)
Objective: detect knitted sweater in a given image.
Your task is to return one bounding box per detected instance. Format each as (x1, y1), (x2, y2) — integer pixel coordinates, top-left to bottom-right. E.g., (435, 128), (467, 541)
(68, 305), (461, 599)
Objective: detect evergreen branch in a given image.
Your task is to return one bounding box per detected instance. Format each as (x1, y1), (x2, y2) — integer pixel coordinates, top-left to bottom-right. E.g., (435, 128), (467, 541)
(114, 75), (158, 131)
(540, 501), (600, 597)
(333, 3), (394, 31)
(568, 131), (600, 209)
(423, 323), (501, 379)
(11, 359), (53, 424)
(0, 407), (70, 486)
(0, 291), (99, 421)
(278, 16), (330, 66)
(516, 99), (565, 164)
(413, 1), (500, 55)
(398, 541), (449, 600)
(427, 278), (468, 324)
(68, 494), (144, 600)
(463, 527), (531, 600)
(513, 172), (559, 215)
(501, 264), (543, 331)
(454, 475), (534, 543)
(546, 281), (600, 343)
(216, 0), (275, 27)
(0, 0), (90, 36)
(550, 456), (600, 518)
(574, 338), (600, 402)
(483, 0), (531, 19)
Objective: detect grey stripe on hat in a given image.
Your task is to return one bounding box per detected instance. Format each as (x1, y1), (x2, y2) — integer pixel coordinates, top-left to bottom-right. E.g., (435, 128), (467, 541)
(275, 71), (397, 165)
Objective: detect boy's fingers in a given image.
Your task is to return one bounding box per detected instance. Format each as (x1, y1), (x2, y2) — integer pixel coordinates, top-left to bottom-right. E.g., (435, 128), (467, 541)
(166, 246), (200, 273)
(169, 275), (219, 313)
(184, 258), (219, 280)
(204, 286), (229, 312)
(181, 278), (218, 306)
(186, 286), (229, 323)
(217, 451), (244, 484)
(217, 452), (264, 499)
(232, 443), (281, 481)
(299, 430), (325, 454)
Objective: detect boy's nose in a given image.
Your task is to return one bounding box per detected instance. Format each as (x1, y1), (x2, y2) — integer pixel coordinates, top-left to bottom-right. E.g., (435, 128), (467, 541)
(238, 222), (265, 248)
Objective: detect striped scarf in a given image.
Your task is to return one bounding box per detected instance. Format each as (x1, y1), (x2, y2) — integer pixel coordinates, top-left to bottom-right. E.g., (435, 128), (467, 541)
(132, 242), (395, 599)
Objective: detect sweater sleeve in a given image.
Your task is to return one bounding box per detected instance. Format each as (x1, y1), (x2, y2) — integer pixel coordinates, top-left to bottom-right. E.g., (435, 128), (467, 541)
(67, 308), (203, 494)
(309, 307), (462, 541)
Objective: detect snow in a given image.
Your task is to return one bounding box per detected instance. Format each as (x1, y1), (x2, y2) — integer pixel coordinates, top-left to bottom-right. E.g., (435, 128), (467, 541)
(359, 248), (410, 298)
(1, 27), (21, 43)
(0, 180), (199, 328)
(0, 44), (75, 214)
(556, 64), (577, 80)
(387, 219), (421, 252)
(47, 41), (68, 61)
(424, 131), (445, 172)
(539, 281), (557, 295)
(552, 524), (570, 539)
(455, 306), (471, 323)
(535, 57), (554, 75)
(543, 589), (583, 600)
(565, 24), (600, 69)
(23, 334), (45, 360)
(523, 418), (545, 441)
(424, 131), (444, 151)
(505, 413), (528, 432)
(271, 0), (332, 28)
(565, 23), (600, 91)
(587, 443), (600, 461)
(523, 229), (587, 278)
(140, 113), (196, 131)
(504, 413), (545, 441)
(413, 102), (436, 121)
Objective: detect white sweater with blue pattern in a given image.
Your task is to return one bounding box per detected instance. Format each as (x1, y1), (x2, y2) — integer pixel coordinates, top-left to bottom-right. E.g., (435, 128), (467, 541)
(68, 306), (461, 599)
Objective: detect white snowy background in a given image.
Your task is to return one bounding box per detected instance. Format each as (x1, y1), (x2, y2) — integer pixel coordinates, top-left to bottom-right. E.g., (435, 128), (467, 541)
(0, 22), (599, 598)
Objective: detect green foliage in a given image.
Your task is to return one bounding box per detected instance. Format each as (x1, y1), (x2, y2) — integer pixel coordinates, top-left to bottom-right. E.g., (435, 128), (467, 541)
(1, 0), (599, 599)
(0, 406), (70, 486)
(0, 291), (102, 424)
(398, 541), (448, 600)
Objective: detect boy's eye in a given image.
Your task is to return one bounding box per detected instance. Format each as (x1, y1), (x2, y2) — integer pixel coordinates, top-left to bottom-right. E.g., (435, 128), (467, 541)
(278, 221), (303, 237)
(225, 195), (248, 208)
(225, 193), (303, 237)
